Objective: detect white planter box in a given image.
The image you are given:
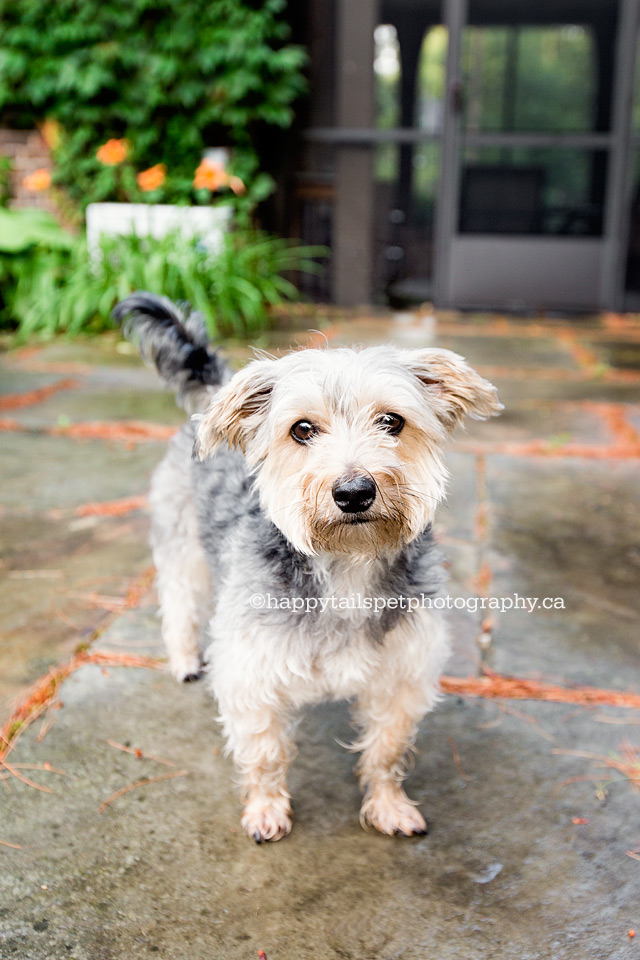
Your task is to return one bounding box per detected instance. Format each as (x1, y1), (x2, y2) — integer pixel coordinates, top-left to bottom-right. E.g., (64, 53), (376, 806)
(86, 202), (232, 258)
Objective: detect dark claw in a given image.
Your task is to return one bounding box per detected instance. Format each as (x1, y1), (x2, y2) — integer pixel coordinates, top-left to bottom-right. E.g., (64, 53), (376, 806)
(182, 672), (201, 683)
(253, 831), (263, 844)
(396, 824), (428, 837)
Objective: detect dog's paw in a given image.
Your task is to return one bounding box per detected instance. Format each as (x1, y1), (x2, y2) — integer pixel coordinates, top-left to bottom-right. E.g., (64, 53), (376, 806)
(241, 795), (293, 842)
(360, 786), (428, 837)
(169, 652), (202, 683)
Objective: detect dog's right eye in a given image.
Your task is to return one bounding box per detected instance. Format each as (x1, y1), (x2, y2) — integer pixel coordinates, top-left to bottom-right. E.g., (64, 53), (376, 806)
(291, 420), (317, 444)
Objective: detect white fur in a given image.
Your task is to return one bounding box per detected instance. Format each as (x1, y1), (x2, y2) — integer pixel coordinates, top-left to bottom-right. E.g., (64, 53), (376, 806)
(147, 343), (501, 839)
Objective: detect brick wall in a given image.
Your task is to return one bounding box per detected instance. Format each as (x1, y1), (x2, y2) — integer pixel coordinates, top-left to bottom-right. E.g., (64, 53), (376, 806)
(0, 128), (56, 213)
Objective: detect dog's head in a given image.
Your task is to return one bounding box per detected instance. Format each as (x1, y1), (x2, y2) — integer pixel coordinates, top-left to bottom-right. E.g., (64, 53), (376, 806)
(195, 346), (502, 558)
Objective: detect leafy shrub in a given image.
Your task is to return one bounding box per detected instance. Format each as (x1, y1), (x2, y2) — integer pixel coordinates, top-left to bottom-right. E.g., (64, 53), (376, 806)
(0, 209), (326, 339)
(0, 156), (11, 208)
(0, 0), (306, 210)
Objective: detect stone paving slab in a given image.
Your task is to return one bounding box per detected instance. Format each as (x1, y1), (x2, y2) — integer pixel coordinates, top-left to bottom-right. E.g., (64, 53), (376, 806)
(1, 308), (640, 959)
(487, 457), (640, 689)
(0, 369), (69, 396)
(464, 401), (610, 447)
(9, 387), (184, 429)
(578, 338), (640, 371)
(7, 335), (148, 369)
(1, 623), (638, 960)
(626, 406), (640, 436)
(435, 451), (478, 543)
(488, 376), (640, 405)
(0, 433), (164, 510)
(0, 510), (153, 711)
(434, 334), (578, 370)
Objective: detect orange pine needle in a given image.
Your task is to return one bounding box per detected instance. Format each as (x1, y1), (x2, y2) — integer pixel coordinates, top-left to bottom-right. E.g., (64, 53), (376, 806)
(98, 769), (188, 813)
(447, 734), (472, 781)
(441, 673), (640, 710)
(0, 759), (53, 793)
(0, 378), (78, 412)
(10, 762), (66, 775)
(0, 417), (22, 432)
(498, 702), (556, 743)
(75, 495), (148, 518)
(51, 420), (176, 443)
(553, 743), (640, 793)
(0, 839), (22, 849)
(0, 647), (164, 763)
(106, 739), (175, 767)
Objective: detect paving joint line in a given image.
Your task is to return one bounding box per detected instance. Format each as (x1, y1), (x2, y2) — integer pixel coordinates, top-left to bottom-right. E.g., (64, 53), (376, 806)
(473, 452), (493, 668)
(0, 418), (176, 445)
(0, 377), (81, 412)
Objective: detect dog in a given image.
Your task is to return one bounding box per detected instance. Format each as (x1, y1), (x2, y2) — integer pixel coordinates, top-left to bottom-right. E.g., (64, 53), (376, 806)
(114, 292), (502, 842)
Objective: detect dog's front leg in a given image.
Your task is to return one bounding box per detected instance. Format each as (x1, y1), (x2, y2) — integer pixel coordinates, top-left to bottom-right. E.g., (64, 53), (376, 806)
(353, 678), (430, 837)
(233, 705), (295, 842)
(213, 670), (295, 841)
(352, 613), (447, 837)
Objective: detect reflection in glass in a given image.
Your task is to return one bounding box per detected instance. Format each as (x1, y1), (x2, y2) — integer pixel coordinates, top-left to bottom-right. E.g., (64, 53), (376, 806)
(415, 26), (447, 133)
(374, 24), (401, 130)
(462, 26), (597, 133)
(626, 152), (640, 292)
(374, 143), (441, 295)
(371, 22), (447, 298)
(459, 148), (607, 236)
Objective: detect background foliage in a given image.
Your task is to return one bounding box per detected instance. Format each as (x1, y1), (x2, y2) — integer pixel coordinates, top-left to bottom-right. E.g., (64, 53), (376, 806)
(0, 0), (306, 210)
(0, 209), (325, 340)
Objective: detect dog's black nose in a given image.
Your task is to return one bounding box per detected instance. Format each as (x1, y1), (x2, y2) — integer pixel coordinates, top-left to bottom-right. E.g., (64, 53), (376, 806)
(332, 476), (376, 513)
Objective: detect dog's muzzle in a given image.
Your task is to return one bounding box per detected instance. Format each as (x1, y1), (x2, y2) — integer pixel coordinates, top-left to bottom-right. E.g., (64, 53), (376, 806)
(331, 476), (376, 514)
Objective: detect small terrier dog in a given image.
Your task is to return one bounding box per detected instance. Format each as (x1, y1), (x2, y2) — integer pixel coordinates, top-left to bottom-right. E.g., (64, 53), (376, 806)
(115, 293), (502, 842)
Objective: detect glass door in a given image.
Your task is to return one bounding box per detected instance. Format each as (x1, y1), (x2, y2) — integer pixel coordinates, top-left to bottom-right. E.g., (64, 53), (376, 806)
(372, 20), (447, 302)
(436, 0), (633, 311)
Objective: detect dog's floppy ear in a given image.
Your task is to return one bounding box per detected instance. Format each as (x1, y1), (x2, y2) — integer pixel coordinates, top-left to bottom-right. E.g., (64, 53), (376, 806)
(404, 348), (503, 430)
(194, 357), (277, 459)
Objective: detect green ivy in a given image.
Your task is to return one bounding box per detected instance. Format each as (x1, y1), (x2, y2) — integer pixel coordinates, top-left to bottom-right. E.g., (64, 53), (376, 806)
(0, 0), (306, 210)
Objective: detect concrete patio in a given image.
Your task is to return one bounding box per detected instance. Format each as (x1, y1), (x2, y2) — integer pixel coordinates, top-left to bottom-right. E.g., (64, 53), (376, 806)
(1, 308), (640, 959)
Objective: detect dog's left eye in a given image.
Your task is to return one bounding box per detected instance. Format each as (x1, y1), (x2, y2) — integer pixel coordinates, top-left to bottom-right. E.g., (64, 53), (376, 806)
(375, 412), (405, 435)
(291, 420), (318, 444)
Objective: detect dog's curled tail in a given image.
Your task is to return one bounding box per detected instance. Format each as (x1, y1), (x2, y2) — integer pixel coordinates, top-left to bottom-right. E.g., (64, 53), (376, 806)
(113, 292), (229, 413)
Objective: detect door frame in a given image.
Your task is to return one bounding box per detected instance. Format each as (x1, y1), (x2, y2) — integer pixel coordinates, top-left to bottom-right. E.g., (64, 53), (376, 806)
(433, 0), (640, 312)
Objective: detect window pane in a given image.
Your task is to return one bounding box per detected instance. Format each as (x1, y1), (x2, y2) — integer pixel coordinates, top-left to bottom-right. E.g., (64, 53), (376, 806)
(374, 24), (401, 130)
(459, 147), (607, 236)
(374, 142), (440, 297)
(462, 26), (597, 134)
(415, 26), (448, 133)
(625, 147), (640, 293)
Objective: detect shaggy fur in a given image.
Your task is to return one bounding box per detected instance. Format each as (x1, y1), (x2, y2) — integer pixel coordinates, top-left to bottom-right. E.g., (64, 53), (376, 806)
(116, 292), (502, 841)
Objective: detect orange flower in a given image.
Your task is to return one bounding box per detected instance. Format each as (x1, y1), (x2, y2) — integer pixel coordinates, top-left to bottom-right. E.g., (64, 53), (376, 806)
(137, 164), (166, 192)
(22, 168), (52, 191)
(96, 138), (129, 166)
(228, 175), (246, 196)
(39, 119), (61, 150)
(193, 159), (228, 191)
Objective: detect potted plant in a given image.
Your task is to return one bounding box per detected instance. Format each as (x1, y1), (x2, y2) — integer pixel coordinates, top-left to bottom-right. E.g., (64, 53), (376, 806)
(85, 141), (245, 257)
(22, 134), (246, 256)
